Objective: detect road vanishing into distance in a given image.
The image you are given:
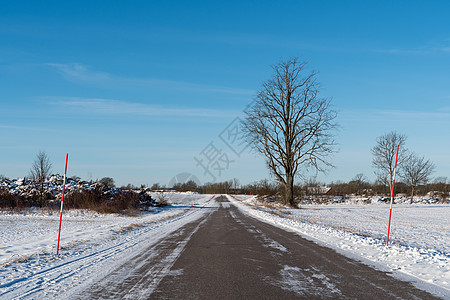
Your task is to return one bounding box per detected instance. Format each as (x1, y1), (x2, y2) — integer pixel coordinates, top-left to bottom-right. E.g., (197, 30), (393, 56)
(80, 196), (438, 299)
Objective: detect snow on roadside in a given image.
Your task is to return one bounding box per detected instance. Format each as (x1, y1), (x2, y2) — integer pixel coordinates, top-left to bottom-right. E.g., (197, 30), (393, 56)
(1, 193), (217, 299)
(228, 195), (450, 299)
(0, 192), (210, 266)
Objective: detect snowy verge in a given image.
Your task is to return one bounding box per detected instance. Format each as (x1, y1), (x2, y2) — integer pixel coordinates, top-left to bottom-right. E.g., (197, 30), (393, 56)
(0, 194), (217, 299)
(0, 193), (213, 266)
(227, 195), (450, 299)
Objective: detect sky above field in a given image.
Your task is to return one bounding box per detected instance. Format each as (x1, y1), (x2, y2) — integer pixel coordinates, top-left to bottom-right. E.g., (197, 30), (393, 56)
(1, 1), (450, 187)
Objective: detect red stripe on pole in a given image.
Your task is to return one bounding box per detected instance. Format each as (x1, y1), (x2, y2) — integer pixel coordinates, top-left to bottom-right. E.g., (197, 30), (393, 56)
(56, 153), (69, 254)
(64, 153), (68, 174)
(386, 145), (399, 246)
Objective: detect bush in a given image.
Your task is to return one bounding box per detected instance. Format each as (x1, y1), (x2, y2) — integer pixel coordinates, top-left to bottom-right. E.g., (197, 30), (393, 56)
(0, 187), (42, 209)
(99, 177), (115, 188)
(64, 188), (104, 210)
(0, 188), (22, 208)
(64, 188), (155, 214)
(155, 191), (169, 206)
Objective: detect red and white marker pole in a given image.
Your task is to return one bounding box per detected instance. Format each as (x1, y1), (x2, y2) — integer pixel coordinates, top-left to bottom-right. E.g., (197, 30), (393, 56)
(386, 145), (399, 246)
(56, 153), (69, 255)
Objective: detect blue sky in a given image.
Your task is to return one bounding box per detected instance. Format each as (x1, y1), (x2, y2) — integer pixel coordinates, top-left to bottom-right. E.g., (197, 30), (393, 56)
(1, 1), (450, 187)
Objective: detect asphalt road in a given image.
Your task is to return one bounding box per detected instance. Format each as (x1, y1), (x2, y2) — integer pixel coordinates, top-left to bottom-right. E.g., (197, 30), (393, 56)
(83, 196), (440, 299)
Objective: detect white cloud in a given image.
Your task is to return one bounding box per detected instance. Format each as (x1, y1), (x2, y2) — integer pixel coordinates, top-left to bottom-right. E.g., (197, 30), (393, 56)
(373, 38), (450, 56)
(337, 108), (450, 125)
(0, 124), (60, 133)
(46, 63), (111, 82)
(46, 63), (254, 96)
(50, 97), (236, 118)
(376, 109), (450, 121)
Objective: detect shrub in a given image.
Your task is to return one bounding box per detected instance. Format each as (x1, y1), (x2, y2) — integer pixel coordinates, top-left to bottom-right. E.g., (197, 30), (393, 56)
(0, 188), (38, 209)
(64, 188), (152, 214)
(0, 188), (20, 208)
(99, 177), (115, 188)
(64, 188), (104, 210)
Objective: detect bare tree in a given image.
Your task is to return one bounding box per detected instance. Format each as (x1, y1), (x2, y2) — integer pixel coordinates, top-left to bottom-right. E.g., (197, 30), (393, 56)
(232, 178), (240, 194)
(243, 57), (337, 206)
(401, 153), (435, 204)
(156, 190), (169, 206)
(371, 131), (407, 195)
(30, 151), (52, 206)
(350, 173), (369, 195)
(151, 183), (162, 191)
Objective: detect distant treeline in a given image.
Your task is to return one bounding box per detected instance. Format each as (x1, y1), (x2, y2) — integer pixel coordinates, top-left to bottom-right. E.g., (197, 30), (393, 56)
(2, 174), (449, 210)
(162, 177), (450, 201)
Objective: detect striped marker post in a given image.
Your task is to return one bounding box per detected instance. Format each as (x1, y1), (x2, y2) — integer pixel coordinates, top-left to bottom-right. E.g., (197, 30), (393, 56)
(56, 153), (69, 254)
(386, 145), (399, 246)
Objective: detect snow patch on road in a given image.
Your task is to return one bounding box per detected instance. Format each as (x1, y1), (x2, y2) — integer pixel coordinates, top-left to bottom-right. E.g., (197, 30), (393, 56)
(264, 238), (288, 253)
(220, 202), (231, 209)
(269, 265), (342, 297)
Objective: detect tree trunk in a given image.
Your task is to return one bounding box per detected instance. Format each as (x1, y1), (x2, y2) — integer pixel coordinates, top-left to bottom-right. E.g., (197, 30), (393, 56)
(284, 175), (295, 207)
(410, 186), (415, 204)
(39, 181), (45, 207)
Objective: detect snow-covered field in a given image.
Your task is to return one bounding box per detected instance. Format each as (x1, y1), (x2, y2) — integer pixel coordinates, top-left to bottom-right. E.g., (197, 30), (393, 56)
(228, 195), (450, 298)
(0, 193), (216, 299)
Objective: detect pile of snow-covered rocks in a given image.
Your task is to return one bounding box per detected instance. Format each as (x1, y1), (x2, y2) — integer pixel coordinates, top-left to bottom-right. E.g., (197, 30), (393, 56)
(3, 175), (92, 199)
(0, 175), (162, 209)
(0, 175), (102, 200)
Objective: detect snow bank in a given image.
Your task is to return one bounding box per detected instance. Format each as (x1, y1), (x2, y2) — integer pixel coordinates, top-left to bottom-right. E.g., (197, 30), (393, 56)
(0, 193), (211, 266)
(0, 194), (216, 299)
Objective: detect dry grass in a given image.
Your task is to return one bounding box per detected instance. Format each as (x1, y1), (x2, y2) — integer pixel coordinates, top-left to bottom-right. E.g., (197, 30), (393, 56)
(2, 253), (39, 268)
(117, 223), (145, 233)
(261, 203), (275, 209)
(13, 254), (34, 263)
(59, 240), (86, 250)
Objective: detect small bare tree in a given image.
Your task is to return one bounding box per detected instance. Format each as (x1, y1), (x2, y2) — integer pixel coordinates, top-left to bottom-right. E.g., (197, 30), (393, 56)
(243, 57), (337, 206)
(232, 178), (240, 194)
(350, 173), (369, 195)
(30, 151), (52, 206)
(156, 190), (169, 206)
(151, 183), (161, 190)
(371, 131), (407, 195)
(401, 153), (435, 204)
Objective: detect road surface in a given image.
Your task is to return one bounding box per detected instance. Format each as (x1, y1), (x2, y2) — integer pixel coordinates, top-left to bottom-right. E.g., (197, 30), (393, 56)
(82, 196), (439, 299)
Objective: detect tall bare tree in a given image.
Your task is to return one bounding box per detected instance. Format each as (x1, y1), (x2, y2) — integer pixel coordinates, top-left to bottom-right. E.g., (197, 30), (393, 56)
(371, 131), (407, 194)
(30, 151), (52, 206)
(401, 153), (435, 204)
(243, 57), (337, 206)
